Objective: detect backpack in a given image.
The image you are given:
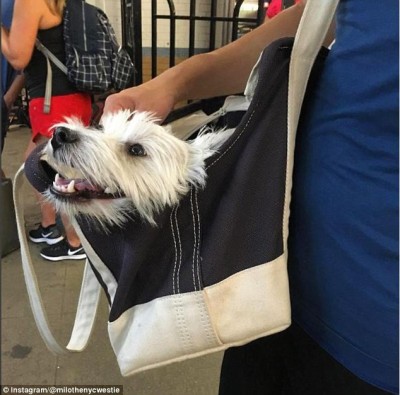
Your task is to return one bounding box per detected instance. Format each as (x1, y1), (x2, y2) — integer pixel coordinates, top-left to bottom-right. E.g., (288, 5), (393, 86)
(36, 0), (135, 113)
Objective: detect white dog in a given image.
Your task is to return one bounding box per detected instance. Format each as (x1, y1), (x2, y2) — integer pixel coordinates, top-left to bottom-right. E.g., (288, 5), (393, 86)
(42, 110), (233, 227)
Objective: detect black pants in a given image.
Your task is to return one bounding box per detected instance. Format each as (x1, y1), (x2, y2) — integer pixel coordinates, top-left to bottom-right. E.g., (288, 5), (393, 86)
(219, 323), (392, 395)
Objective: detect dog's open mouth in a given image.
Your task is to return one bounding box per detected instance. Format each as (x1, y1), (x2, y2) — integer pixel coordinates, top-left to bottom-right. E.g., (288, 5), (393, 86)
(51, 173), (124, 200)
(24, 144), (124, 201)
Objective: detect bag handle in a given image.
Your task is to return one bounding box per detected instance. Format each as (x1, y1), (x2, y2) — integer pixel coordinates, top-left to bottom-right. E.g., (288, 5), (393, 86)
(14, 0), (338, 356)
(283, 0), (339, 245)
(13, 165), (101, 354)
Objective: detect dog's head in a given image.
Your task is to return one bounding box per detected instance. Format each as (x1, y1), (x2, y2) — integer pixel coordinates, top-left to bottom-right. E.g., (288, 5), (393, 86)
(38, 110), (228, 227)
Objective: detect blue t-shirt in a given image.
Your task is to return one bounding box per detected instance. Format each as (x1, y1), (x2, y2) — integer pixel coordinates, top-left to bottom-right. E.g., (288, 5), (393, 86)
(1, 0), (15, 93)
(288, 0), (399, 393)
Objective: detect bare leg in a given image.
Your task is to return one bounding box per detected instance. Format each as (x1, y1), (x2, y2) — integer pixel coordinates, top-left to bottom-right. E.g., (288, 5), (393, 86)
(61, 214), (82, 248)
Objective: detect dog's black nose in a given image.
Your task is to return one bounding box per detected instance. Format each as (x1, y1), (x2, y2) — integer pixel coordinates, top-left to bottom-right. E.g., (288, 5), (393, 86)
(51, 126), (79, 152)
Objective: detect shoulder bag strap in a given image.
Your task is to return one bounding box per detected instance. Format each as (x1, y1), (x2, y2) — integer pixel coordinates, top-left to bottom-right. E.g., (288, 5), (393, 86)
(283, 0), (339, 246)
(35, 39), (68, 114)
(13, 165), (101, 354)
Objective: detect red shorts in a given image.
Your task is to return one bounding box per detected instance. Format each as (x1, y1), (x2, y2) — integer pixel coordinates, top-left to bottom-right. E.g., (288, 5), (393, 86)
(29, 93), (92, 141)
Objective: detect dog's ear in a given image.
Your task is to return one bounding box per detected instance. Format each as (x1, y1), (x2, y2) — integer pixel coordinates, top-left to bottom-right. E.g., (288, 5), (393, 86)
(190, 128), (234, 154)
(184, 128), (234, 190)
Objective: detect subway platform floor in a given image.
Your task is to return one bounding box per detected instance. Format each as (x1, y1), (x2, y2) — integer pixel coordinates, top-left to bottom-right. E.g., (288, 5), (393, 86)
(1, 125), (222, 394)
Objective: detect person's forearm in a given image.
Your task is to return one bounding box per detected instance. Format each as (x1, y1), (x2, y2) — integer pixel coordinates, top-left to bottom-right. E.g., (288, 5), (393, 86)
(152, 2), (306, 104)
(103, 1), (335, 119)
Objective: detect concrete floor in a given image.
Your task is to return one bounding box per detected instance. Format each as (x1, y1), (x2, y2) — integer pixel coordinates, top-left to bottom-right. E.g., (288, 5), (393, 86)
(1, 125), (223, 394)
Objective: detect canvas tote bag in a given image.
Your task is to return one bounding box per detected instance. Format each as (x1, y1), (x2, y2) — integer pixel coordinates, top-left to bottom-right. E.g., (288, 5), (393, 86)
(14, 0), (338, 376)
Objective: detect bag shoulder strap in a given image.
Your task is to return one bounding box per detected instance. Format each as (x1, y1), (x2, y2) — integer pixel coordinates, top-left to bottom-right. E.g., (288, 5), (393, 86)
(13, 165), (101, 354)
(283, 0), (339, 245)
(35, 39), (68, 75)
(35, 39), (68, 114)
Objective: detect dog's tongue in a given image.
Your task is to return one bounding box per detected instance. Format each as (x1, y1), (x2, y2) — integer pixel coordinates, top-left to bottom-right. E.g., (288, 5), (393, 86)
(74, 180), (100, 192)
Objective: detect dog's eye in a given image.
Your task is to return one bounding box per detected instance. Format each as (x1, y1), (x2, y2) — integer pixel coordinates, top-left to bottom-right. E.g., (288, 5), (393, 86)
(128, 143), (147, 157)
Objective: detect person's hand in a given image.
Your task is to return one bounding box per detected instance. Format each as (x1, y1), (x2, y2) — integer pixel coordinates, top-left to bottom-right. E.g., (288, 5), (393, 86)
(103, 81), (176, 123)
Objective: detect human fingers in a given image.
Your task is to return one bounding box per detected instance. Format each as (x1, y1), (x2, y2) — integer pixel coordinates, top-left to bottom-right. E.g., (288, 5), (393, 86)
(103, 91), (136, 115)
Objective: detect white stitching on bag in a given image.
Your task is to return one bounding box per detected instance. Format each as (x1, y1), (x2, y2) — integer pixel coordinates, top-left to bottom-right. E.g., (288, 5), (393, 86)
(174, 206), (183, 294)
(194, 190), (202, 290)
(206, 108), (257, 170)
(190, 189), (198, 291)
(170, 207), (178, 294)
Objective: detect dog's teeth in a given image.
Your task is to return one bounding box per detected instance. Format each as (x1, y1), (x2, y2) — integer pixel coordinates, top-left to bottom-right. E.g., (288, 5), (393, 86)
(53, 182), (62, 192)
(104, 187), (112, 194)
(67, 180), (75, 193)
(55, 173), (60, 184)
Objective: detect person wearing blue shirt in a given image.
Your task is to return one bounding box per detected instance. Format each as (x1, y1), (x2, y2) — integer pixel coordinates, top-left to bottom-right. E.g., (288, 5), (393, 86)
(103, 0), (398, 393)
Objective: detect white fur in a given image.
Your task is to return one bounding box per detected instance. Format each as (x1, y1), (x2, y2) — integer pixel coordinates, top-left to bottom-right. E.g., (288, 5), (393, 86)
(43, 110), (234, 227)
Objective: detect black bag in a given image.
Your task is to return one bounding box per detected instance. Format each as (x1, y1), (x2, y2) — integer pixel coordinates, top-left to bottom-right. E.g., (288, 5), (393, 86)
(35, 0), (135, 112)
(1, 178), (19, 257)
(16, 0), (337, 376)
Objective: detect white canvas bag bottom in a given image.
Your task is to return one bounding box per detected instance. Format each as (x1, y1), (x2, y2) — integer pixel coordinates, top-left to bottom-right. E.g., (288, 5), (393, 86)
(108, 253), (290, 375)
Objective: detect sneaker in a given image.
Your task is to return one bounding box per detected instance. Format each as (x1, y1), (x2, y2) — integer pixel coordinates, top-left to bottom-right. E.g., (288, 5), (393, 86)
(28, 224), (64, 245)
(40, 239), (86, 261)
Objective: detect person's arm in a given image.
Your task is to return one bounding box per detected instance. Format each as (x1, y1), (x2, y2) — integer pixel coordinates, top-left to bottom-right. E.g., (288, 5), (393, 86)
(3, 73), (25, 110)
(1, 0), (45, 70)
(105, 1), (334, 121)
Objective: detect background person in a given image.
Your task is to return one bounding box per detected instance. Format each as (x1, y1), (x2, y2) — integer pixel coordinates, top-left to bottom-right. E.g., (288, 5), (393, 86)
(265, 0), (302, 19)
(1, 0), (25, 177)
(103, 0), (398, 394)
(1, 0), (92, 262)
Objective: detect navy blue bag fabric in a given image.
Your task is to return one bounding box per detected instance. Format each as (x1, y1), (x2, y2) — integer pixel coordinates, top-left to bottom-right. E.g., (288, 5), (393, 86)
(79, 40), (291, 321)
(83, 39), (325, 323)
